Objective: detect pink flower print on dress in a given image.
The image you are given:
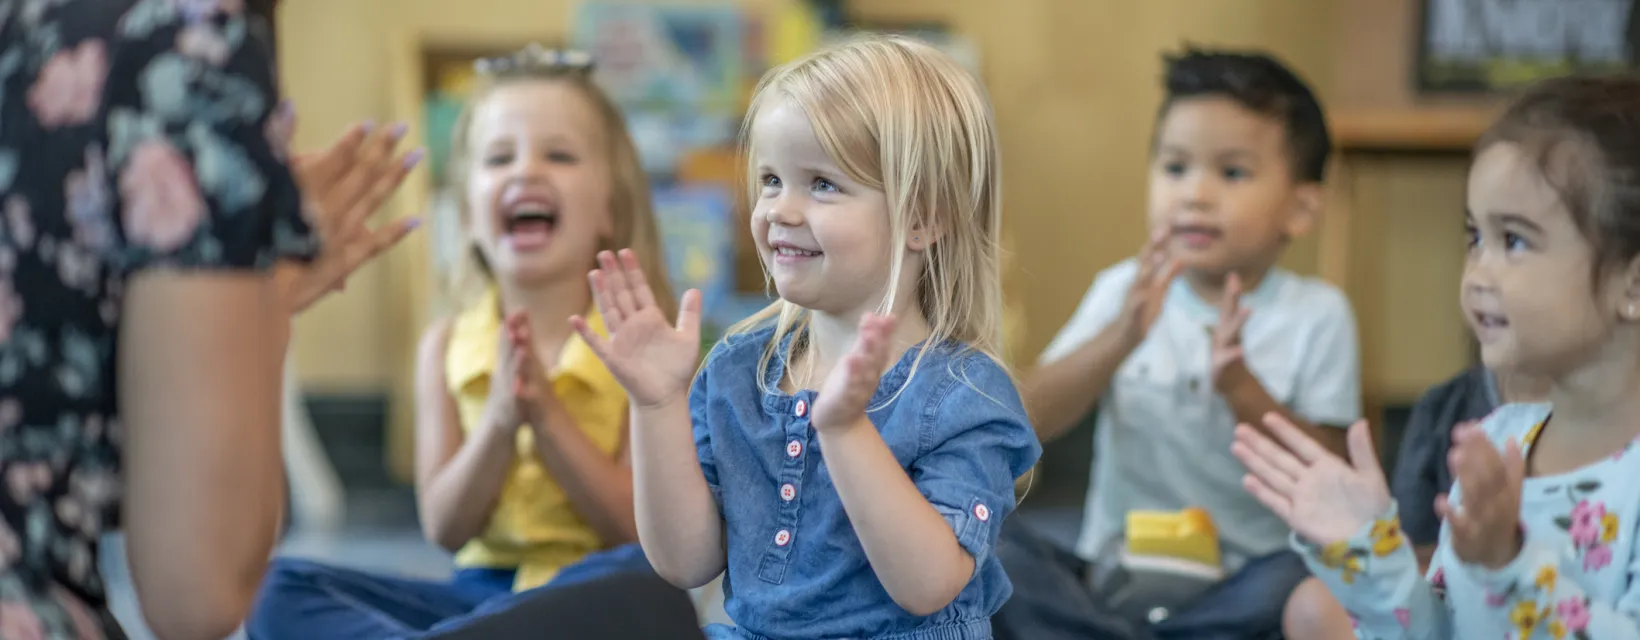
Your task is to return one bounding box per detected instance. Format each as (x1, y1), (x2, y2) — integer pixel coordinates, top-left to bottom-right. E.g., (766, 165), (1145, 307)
(0, 599), (46, 640)
(27, 39), (107, 129)
(5, 195), (32, 248)
(1569, 500), (1605, 548)
(5, 462), (51, 504)
(119, 140), (206, 252)
(0, 273), (22, 345)
(0, 517), (19, 569)
(265, 101), (295, 161)
(1583, 543), (1613, 573)
(1557, 597), (1592, 633)
(176, 21), (230, 65)
(0, 398), (19, 431)
(56, 243), (100, 294)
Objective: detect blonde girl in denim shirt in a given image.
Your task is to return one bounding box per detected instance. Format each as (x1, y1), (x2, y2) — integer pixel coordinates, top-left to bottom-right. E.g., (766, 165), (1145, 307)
(570, 34), (1040, 640)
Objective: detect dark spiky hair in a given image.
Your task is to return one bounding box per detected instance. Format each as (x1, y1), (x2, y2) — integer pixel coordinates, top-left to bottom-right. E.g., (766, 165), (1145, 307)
(1158, 46), (1331, 183)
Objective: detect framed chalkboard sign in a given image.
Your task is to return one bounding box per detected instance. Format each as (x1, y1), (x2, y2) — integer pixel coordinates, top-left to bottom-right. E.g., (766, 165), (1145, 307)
(1417, 0), (1639, 93)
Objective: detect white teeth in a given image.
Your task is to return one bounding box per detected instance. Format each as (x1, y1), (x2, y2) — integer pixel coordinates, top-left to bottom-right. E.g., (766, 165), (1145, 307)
(775, 247), (819, 257)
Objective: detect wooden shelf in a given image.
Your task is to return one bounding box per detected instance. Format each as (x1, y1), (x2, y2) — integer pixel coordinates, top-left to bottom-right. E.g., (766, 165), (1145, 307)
(1331, 105), (1500, 153)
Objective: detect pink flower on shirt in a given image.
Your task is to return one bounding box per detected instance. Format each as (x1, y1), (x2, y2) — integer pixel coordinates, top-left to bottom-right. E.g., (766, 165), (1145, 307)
(1583, 543), (1613, 573)
(1394, 607), (1410, 628)
(27, 39), (107, 129)
(1569, 500), (1605, 548)
(1557, 597), (1592, 632)
(119, 140), (205, 252)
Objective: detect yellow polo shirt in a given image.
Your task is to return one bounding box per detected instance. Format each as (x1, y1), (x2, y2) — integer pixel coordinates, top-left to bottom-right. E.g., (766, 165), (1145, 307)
(443, 288), (628, 590)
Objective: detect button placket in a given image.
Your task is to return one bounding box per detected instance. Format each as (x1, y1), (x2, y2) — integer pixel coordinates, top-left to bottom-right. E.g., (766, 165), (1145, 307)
(759, 394), (813, 584)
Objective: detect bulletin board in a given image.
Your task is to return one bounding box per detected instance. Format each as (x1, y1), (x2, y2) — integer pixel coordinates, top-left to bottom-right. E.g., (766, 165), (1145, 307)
(1416, 0), (1638, 93)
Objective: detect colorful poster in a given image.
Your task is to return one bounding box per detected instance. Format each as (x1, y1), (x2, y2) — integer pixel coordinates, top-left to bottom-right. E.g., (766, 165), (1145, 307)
(572, 2), (746, 115)
(652, 184), (737, 329)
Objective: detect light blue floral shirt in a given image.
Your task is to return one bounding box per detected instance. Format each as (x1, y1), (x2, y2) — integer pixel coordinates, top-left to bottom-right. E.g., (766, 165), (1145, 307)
(1297, 403), (1640, 639)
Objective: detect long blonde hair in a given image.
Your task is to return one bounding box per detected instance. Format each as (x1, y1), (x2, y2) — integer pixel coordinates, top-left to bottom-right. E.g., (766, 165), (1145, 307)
(443, 48), (675, 320)
(726, 34), (1007, 389)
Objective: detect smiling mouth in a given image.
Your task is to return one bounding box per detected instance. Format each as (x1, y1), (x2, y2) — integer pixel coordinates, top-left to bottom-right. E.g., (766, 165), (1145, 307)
(774, 246), (821, 258)
(502, 204), (559, 251)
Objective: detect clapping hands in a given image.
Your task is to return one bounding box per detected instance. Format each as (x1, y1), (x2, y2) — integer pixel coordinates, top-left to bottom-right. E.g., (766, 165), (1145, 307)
(1434, 423), (1525, 569)
(1231, 414), (1391, 546)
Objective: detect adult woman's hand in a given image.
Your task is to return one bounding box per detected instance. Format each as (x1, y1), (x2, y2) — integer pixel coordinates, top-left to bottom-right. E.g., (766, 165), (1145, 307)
(277, 111), (424, 315)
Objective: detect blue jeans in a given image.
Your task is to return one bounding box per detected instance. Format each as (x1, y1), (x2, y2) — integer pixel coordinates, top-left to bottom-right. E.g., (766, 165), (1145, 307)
(992, 519), (1306, 640)
(247, 543), (658, 640)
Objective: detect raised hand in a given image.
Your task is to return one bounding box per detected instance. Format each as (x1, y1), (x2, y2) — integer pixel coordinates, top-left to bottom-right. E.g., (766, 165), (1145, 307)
(1434, 424), (1524, 569)
(573, 250), (702, 410)
(1231, 414), (1391, 545)
(279, 114), (423, 315)
(1210, 273), (1252, 390)
(1119, 228), (1183, 343)
(810, 313), (896, 434)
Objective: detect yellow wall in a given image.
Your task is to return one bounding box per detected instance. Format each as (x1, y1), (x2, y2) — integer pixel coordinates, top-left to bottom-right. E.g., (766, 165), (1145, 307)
(278, 0), (1476, 477)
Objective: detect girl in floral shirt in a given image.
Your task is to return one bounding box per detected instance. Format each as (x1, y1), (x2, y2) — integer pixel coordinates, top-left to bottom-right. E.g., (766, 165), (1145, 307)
(1230, 73), (1640, 639)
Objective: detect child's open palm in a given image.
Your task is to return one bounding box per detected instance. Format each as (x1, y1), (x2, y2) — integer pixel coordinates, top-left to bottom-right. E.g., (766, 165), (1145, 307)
(573, 250), (702, 409)
(810, 314), (896, 433)
(1231, 414), (1392, 545)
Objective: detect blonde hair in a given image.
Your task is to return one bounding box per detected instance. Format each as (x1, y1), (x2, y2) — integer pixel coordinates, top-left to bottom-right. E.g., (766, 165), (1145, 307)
(443, 50), (675, 319)
(727, 33), (1007, 391)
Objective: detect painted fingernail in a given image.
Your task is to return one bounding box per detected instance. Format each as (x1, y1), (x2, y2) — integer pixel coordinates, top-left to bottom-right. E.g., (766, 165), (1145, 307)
(404, 148), (425, 168)
(390, 122), (409, 139)
(361, 119), (376, 133)
(405, 217), (422, 229)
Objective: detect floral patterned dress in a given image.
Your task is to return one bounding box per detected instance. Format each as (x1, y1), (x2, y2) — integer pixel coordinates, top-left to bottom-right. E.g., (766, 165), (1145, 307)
(1297, 402), (1640, 639)
(0, 1), (317, 638)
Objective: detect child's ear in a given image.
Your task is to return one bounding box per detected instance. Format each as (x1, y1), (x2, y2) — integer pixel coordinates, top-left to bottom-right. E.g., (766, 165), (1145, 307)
(1282, 183), (1324, 238)
(1619, 256), (1640, 322)
(907, 220), (940, 252)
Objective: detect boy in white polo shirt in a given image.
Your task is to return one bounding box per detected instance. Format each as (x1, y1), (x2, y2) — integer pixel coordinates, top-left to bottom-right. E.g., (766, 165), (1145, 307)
(995, 48), (1360, 640)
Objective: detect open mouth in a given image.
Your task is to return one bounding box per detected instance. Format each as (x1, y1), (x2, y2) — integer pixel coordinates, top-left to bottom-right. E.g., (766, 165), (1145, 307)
(502, 202), (558, 250)
(770, 241), (821, 264)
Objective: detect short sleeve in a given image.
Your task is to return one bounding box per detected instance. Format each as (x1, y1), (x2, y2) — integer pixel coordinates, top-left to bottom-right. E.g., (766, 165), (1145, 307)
(910, 356), (1042, 577)
(103, 4), (317, 273)
(1290, 286), (1362, 428)
(1036, 260), (1137, 366)
(690, 350), (721, 507)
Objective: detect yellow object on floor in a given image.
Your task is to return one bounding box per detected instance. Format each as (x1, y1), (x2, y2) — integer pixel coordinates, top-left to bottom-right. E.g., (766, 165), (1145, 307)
(1125, 507), (1221, 568)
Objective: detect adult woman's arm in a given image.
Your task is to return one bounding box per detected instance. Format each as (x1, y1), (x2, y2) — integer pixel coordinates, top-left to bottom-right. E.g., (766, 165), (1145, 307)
(121, 273), (290, 640)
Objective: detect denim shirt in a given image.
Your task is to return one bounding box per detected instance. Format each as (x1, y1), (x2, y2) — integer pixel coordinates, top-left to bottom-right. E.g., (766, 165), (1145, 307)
(692, 325), (1041, 640)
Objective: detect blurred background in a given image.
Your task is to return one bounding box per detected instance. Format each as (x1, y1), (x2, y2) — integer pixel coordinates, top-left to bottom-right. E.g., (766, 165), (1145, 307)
(100, 0), (1638, 636)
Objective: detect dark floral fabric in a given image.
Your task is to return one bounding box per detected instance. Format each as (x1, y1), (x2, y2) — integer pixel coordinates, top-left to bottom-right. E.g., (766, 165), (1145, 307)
(0, 1), (317, 637)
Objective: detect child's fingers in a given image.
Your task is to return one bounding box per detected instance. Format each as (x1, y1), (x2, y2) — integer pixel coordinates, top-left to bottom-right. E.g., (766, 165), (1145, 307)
(1260, 412), (1331, 465)
(597, 251), (641, 320)
(587, 269), (623, 329)
(616, 249), (656, 310)
(1233, 425), (1307, 484)
(1241, 473), (1294, 523)
(1344, 420), (1382, 475)
(674, 289), (702, 337)
(1221, 273), (1242, 316)
(571, 315), (618, 363)
(1230, 440), (1299, 498)
(1501, 439), (1526, 488)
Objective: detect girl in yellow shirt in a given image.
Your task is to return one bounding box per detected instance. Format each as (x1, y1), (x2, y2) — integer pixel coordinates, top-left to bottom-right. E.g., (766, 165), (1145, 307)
(247, 45), (674, 639)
